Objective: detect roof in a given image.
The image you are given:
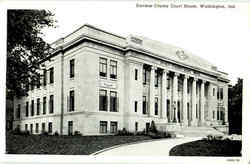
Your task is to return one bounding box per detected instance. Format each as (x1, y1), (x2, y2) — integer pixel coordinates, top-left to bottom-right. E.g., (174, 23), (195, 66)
(126, 35), (219, 74)
(50, 24), (228, 80)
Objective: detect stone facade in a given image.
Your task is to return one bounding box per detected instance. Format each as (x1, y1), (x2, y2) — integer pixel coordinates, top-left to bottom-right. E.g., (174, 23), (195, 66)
(13, 24), (229, 135)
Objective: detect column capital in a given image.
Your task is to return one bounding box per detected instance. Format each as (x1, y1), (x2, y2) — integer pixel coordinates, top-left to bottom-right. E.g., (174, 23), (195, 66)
(174, 72), (180, 77)
(183, 74), (189, 79)
(162, 69), (169, 74)
(151, 66), (157, 71)
(200, 79), (206, 84)
(193, 77), (198, 81)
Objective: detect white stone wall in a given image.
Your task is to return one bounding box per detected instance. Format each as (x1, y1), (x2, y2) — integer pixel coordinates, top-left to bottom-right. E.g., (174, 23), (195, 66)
(13, 25), (230, 135)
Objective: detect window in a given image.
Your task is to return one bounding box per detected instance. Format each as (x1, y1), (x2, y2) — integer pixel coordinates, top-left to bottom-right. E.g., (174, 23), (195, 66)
(217, 110), (219, 120)
(143, 67), (150, 84)
(26, 102), (29, 117)
(48, 122), (52, 133)
(213, 88), (215, 96)
(143, 68), (146, 84)
(30, 124), (33, 134)
(37, 98), (40, 115)
(167, 100), (170, 118)
(187, 103), (190, 120)
(142, 96), (147, 114)
(135, 69), (138, 80)
(220, 88), (224, 100)
(167, 78), (171, 89)
(31, 100), (34, 116)
(25, 124), (28, 131)
(16, 104), (21, 119)
(43, 97), (46, 114)
(49, 95), (54, 114)
(110, 91), (118, 112)
(155, 70), (159, 87)
(42, 123), (46, 133)
(99, 90), (107, 111)
(155, 97), (158, 115)
(43, 69), (47, 86)
(110, 121), (118, 133)
(99, 58), (107, 77)
(217, 88), (219, 100)
(69, 90), (75, 112)
(134, 101), (138, 112)
(213, 111), (215, 119)
(100, 121), (107, 133)
(135, 122), (138, 132)
(70, 59), (75, 78)
(110, 60), (117, 79)
(49, 67), (54, 84)
(35, 123), (39, 133)
(68, 121), (73, 135)
(187, 84), (190, 93)
(196, 104), (198, 118)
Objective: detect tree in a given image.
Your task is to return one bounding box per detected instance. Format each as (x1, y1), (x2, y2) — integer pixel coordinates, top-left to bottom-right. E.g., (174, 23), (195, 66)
(7, 10), (56, 99)
(228, 78), (243, 134)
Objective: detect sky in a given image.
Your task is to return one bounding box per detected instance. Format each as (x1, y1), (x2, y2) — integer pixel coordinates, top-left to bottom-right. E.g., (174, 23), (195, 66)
(38, 1), (250, 85)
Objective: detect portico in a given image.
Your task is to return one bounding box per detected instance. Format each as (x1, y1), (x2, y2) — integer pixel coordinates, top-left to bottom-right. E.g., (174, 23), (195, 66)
(140, 62), (225, 128)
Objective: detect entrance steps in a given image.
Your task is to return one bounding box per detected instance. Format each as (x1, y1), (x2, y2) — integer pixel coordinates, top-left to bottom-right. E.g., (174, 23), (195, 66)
(176, 126), (225, 137)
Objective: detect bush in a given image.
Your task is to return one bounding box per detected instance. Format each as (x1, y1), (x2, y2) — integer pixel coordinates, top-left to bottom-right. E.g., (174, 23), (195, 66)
(148, 131), (176, 139)
(40, 131), (49, 136)
(149, 121), (158, 133)
(135, 130), (146, 136)
(205, 134), (225, 141)
(74, 131), (82, 136)
(54, 131), (59, 136)
(116, 128), (134, 136)
(12, 127), (30, 136)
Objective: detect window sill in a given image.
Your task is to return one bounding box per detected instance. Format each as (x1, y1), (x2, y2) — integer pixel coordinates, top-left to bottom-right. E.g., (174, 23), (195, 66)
(100, 76), (108, 80)
(110, 78), (117, 81)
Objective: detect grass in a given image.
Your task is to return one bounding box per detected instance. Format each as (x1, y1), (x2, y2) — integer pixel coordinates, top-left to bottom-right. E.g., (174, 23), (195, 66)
(169, 140), (242, 156)
(6, 132), (152, 155)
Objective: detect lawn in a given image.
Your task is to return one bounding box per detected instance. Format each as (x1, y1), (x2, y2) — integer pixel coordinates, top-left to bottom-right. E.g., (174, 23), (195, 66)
(169, 140), (242, 156)
(6, 132), (152, 155)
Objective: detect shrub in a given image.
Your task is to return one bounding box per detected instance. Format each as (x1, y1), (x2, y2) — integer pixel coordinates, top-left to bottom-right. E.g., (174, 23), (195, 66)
(74, 131), (82, 136)
(148, 130), (176, 139)
(135, 130), (146, 136)
(54, 131), (59, 136)
(116, 128), (134, 136)
(149, 121), (158, 133)
(40, 131), (49, 136)
(12, 127), (30, 136)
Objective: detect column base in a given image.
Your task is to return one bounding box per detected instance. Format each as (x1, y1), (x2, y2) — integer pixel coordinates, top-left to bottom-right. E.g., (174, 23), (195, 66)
(190, 119), (198, 126)
(182, 120), (189, 126)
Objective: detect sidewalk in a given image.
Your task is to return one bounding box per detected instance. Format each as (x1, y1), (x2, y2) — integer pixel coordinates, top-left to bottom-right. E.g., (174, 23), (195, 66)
(93, 137), (202, 156)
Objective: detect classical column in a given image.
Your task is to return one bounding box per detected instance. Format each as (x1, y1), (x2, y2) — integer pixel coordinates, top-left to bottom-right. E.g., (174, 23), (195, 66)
(182, 75), (188, 126)
(207, 82), (213, 121)
(173, 72), (179, 123)
(200, 80), (205, 125)
(149, 66), (156, 117)
(191, 77), (197, 126)
(161, 69), (167, 121)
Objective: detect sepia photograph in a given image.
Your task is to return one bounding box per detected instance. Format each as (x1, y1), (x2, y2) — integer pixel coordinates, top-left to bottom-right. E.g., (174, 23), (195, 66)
(1, 1), (249, 164)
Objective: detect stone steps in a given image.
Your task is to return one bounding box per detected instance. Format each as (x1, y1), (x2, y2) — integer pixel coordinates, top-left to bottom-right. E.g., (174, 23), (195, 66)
(176, 126), (224, 137)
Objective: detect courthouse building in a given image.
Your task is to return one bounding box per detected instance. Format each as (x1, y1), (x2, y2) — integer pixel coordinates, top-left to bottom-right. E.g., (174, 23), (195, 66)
(13, 24), (229, 135)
